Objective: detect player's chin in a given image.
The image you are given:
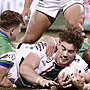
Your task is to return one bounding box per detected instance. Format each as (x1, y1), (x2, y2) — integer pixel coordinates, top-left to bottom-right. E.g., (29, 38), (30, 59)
(62, 58), (70, 63)
(59, 60), (70, 66)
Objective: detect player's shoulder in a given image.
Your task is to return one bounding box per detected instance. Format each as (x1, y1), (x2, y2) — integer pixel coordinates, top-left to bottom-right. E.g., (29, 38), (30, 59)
(17, 43), (34, 49)
(72, 54), (88, 67)
(74, 54), (84, 62)
(17, 41), (46, 51)
(34, 41), (46, 51)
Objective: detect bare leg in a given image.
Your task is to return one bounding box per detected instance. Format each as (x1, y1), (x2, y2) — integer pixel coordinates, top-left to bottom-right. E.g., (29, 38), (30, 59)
(22, 11), (55, 43)
(64, 3), (86, 37)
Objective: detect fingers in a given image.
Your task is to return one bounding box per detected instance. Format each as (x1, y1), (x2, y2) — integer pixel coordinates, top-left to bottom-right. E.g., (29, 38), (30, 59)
(0, 76), (14, 87)
(36, 77), (59, 87)
(22, 8), (31, 17)
(45, 37), (57, 57)
(40, 79), (59, 87)
(58, 72), (72, 88)
(70, 70), (85, 90)
(46, 45), (56, 57)
(70, 70), (84, 82)
(70, 70), (84, 83)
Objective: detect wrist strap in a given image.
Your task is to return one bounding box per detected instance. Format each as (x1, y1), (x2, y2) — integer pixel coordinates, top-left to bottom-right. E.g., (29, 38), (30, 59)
(36, 77), (43, 84)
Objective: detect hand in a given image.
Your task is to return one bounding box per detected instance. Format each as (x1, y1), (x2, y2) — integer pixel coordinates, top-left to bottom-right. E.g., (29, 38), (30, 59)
(22, 7), (31, 17)
(36, 77), (59, 87)
(58, 72), (72, 88)
(22, 7), (31, 23)
(0, 76), (15, 87)
(45, 37), (57, 57)
(21, 8), (30, 26)
(39, 79), (59, 87)
(70, 70), (85, 90)
(46, 44), (56, 58)
(38, 36), (57, 57)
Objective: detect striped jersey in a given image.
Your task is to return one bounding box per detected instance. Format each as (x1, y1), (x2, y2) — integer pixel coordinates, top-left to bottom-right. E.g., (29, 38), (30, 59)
(8, 42), (89, 87)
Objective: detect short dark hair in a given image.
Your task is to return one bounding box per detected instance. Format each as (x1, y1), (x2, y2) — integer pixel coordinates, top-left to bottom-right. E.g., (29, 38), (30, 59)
(58, 26), (84, 52)
(0, 10), (25, 29)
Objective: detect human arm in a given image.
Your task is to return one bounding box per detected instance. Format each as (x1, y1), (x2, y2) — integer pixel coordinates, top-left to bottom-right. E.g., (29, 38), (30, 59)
(0, 66), (9, 82)
(0, 76), (15, 87)
(0, 52), (15, 84)
(20, 52), (58, 87)
(57, 70), (72, 89)
(70, 70), (90, 90)
(20, 52), (41, 84)
(0, 66), (16, 87)
(82, 72), (90, 90)
(22, 0), (33, 17)
(38, 36), (59, 57)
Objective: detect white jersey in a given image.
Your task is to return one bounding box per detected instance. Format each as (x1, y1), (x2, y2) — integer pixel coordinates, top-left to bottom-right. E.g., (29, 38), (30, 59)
(8, 43), (35, 83)
(37, 0), (84, 18)
(8, 42), (89, 86)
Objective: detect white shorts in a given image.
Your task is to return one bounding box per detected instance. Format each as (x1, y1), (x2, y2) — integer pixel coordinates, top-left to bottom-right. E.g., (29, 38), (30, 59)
(36, 0), (84, 18)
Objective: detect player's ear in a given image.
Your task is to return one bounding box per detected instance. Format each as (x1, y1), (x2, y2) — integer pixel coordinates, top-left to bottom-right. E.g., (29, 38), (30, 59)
(10, 28), (14, 36)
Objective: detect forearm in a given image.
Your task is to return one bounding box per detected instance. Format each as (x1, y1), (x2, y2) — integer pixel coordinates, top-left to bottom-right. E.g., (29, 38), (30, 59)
(24, 0), (33, 9)
(20, 64), (58, 87)
(0, 76), (14, 87)
(38, 36), (58, 57)
(20, 64), (44, 84)
(0, 67), (9, 82)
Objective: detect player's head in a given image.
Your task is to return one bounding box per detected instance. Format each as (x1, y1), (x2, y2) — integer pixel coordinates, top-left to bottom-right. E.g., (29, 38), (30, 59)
(58, 26), (84, 52)
(0, 10), (25, 41)
(54, 26), (84, 66)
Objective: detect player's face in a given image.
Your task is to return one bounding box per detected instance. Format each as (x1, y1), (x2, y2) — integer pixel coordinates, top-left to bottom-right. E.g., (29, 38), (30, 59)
(55, 41), (77, 67)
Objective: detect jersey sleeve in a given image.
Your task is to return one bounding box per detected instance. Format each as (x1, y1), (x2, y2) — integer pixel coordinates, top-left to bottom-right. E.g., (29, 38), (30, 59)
(31, 42), (47, 59)
(0, 35), (16, 68)
(16, 42), (47, 62)
(71, 54), (89, 73)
